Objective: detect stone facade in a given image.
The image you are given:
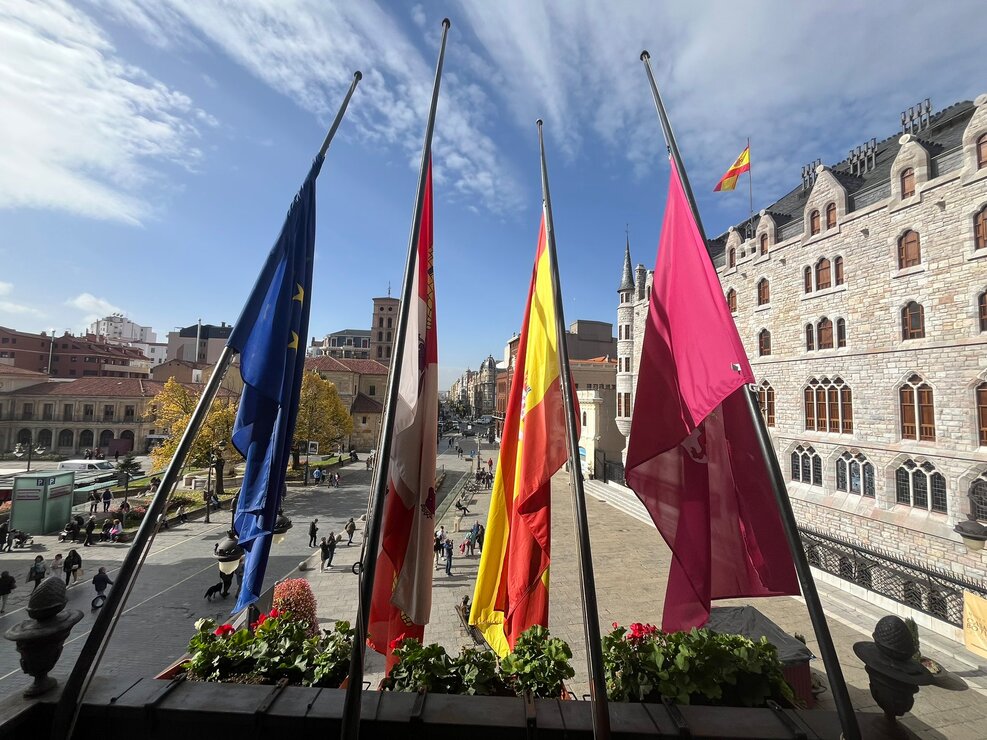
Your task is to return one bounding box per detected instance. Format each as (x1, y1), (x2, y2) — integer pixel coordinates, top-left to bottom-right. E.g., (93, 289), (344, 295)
(305, 356), (388, 451)
(369, 297), (399, 364)
(618, 96), (987, 596)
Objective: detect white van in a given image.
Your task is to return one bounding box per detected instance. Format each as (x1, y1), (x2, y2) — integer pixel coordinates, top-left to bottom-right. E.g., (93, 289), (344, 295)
(58, 460), (117, 472)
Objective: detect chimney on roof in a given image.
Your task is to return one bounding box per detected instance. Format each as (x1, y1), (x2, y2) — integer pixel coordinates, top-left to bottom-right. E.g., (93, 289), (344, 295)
(901, 98), (932, 134)
(800, 159), (822, 191)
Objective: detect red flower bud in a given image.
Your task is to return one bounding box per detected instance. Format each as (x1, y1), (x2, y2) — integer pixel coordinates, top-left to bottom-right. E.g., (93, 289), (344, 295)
(214, 624), (235, 637)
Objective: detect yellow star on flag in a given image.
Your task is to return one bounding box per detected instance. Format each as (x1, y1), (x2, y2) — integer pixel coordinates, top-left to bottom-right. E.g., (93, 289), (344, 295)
(288, 331), (299, 350)
(293, 283), (304, 303)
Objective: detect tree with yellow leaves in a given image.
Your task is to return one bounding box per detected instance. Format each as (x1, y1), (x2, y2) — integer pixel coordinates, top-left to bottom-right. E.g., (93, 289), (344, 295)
(292, 371), (353, 468)
(147, 378), (240, 495)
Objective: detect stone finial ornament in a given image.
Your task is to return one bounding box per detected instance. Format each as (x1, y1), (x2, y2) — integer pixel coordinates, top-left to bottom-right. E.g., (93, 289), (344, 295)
(4, 577), (84, 697)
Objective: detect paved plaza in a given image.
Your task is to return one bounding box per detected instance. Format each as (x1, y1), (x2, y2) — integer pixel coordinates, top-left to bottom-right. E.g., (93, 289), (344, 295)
(2, 439), (985, 737)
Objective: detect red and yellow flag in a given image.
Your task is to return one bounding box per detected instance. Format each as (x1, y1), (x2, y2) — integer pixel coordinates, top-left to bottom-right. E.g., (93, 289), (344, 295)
(468, 215), (569, 656)
(367, 160), (438, 668)
(713, 145), (750, 192)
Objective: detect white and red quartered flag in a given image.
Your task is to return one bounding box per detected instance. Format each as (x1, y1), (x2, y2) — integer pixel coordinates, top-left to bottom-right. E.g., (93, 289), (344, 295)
(367, 160), (439, 668)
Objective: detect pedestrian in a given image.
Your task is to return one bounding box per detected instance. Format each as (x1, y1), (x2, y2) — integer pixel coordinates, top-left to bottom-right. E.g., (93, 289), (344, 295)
(312, 467), (322, 484)
(219, 569), (234, 598)
(51, 553), (64, 577)
(477, 523), (485, 553)
(3, 527), (13, 553)
(101, 488), (112, 512)
(89, 491), (99, 514)
(319, 537), (330, 572)
(0, 570), (16, 613)
(0, 521), (7, 553)
(488, 457), (493, 472)
(114, 450), (119, 463)
(109, 519), (123, 542)
(308, 519), (319, 548)
(324, 532), (337, 569)
(444, 538), (454, 576)
(234, 557), (244, 597)
(177, 504), (188, 524)
(100, 519), (113, 542)
(433, 533), (442, 568)
(344, 517), (356, 546)
(93, 567), (113, 596)
(64, 549), (83, 586)
(26, 556), (46, 592)
(84, 515), (96, 546)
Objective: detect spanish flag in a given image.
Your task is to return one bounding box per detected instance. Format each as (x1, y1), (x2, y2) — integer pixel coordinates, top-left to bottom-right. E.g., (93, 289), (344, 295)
(469, 215), (569, 656)
(713, 145), (750, 192)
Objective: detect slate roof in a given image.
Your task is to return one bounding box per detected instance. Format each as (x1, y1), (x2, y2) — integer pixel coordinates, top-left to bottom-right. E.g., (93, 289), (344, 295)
(0, 377), (236, 399)
(350, 392), (383, 414)
(707, 99), (977, 263)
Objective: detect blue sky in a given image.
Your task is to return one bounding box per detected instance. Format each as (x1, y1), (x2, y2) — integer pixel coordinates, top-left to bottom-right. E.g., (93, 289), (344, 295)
(2, 1), (985, 389)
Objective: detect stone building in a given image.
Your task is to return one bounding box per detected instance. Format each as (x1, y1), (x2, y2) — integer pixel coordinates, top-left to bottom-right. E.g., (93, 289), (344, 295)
(369, 297), (400, 363)
(617, 96), (987, 617)
(305, 356), (389, 451)
(166, 322), (233, 365)
(573, 356), (623, 478)
(476, 355), (498, 415)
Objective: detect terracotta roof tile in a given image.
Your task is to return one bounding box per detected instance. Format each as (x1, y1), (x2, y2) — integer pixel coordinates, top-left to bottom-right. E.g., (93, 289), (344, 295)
(0, 377), (236, 399)
(350, 392), (383, 414)
(0, 365), (48, 377)
(306, 357), (388, 375)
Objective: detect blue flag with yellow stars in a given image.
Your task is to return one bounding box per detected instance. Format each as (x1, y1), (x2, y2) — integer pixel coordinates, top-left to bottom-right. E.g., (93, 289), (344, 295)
(227, 155), (323, 613)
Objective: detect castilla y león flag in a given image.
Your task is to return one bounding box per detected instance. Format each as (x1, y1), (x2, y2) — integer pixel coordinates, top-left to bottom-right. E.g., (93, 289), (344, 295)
(367, 160), (439, 665)
(469, 215), (570, 656)
(626, 160), (798, 632)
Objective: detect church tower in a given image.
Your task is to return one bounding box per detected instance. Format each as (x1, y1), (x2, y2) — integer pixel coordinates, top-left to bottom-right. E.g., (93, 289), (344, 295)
(615, 238), (635, 455)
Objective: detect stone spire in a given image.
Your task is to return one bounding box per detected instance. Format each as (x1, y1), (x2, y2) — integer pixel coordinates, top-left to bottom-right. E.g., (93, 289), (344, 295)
(619, 236), (634, 292)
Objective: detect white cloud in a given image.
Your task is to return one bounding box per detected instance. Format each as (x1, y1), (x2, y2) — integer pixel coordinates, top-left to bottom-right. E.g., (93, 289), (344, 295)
(0, 282), (11, 296)
(453, 1), (987, 206)
(410, 4), (426, 29)
(66, 293), (125, 326)
(0, 0), (212, 224)
(0, 301), (43, 318)
(93, 0), (525, 214)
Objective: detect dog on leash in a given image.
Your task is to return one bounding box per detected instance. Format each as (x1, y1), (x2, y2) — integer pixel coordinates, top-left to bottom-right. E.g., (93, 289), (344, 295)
(204, 582), (224, 600)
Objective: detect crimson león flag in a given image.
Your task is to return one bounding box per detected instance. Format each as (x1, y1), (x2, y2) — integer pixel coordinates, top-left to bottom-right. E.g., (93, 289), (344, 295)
(625, 160), (799, 632)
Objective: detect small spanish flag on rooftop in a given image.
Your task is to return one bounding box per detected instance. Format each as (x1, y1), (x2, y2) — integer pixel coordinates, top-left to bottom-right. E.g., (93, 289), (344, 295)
(713, 145), (750, 192)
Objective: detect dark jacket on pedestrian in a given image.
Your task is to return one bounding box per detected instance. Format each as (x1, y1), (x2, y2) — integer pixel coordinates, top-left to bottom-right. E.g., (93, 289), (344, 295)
(0, 572), (15, 596)
(309, 521), (318, 537)
(93, 571), (113, 594)
(85, 518), (96, 534)
(64, 550), (82, 574)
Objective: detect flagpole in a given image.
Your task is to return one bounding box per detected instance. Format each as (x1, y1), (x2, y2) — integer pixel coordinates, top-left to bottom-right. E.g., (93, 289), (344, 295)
(747, 136), (755, 239)
(51, 346), (238, 740)
(340, 19), (450, 740)
(51, 71), (363, 740)
(639, 51), (860, 740)
(536, 119), (612, 740)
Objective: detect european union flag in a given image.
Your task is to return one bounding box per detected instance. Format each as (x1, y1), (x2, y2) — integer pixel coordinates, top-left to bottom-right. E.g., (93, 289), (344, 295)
(228, 155), (323, 613)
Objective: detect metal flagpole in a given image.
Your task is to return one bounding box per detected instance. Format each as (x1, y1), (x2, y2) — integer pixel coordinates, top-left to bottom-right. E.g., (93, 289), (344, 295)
(639, 51), (860, 740)
(747, 136), (755, 239)
(340, 19), (450, 740)
(536, 119), (611, 740)
(52, 71), (363, 740)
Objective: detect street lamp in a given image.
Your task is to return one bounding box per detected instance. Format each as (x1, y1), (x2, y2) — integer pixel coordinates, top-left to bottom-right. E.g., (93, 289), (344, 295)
(272, 510), (293, 546)
(13, 436), (47, 473)
(203, 441), (228, 524)
(214, 530), (244, 575)
(954, 514), (987, 553)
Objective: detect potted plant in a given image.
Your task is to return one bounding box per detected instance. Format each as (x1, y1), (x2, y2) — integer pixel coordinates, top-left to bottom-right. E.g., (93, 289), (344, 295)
(603, 622), (794, 707)
(499, 625), (575, 699)
(180, 609), (353, 687)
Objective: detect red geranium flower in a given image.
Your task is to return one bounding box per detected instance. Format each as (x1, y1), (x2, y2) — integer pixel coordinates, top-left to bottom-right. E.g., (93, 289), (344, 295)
(268, 608), (280, 619)
(214, 624), (235, 637)
(388, 634), (406, 651)
(250, 613), (267, 630)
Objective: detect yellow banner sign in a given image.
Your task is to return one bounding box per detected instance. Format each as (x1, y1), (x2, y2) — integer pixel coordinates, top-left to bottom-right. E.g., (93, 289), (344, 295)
(963, 591), (987, 659)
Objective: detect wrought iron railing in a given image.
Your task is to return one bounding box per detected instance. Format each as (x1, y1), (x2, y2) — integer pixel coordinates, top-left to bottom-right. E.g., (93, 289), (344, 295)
(799, 525), (987, 628)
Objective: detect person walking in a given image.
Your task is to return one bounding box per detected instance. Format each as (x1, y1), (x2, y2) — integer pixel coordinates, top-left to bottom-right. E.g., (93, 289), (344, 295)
(443, 538), (454, 576)
(64, 549), (83, 586)
(51, 553), (64, 578)
(344, 518), (356, 546)
(312, 467), (322, 485)
(319, 537), (330, 572)
(308, 519), (319, 548)
(84, 515), (97, 547)
(26, 556), (46, 592)
(93, 567), (113, 596)
(487, 457), (493, 472)
(101, 488), (112, 512)
(0, 570), (16, 613)
(476, 523), (485, 554)
(433, 533), (442, 568)
(88, 491), (99, 514)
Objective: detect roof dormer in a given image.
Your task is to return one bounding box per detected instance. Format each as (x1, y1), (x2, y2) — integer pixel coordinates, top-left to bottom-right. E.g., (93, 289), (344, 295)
(890, 134), (931, 205)
(802, 166), (848, 242)
(961, 93), (987, 183)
